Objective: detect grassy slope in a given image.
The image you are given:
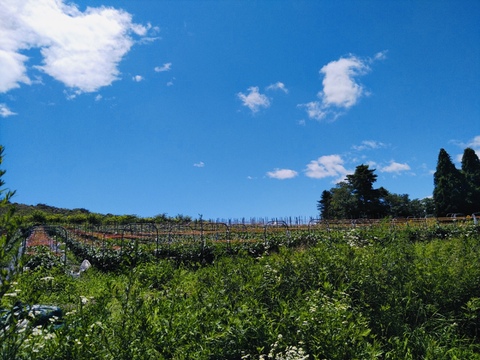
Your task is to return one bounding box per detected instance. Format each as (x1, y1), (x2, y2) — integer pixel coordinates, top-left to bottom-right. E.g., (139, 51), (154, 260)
(3, 226), (480, 359)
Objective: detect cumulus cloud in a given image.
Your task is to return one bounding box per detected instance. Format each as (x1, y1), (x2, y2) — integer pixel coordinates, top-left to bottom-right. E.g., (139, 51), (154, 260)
(266, 168), (298, 180)
(319, 56), (369, 108)
(304, 154), (349, 182)
(193, 161), (205, 168)
(237, 86), (270, 113)
(266, 81), (288, 93)
(0, 0), (152, 94)
(154, 63), (172, 72)
(380, 161), (411, 174)
(0, 104), (17, 117)
(300, 52), (385, 121)
(132, 75), (143, 82)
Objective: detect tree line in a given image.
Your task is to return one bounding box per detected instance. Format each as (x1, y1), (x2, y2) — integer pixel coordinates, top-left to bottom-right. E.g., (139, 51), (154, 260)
(318, 147), (480, 219)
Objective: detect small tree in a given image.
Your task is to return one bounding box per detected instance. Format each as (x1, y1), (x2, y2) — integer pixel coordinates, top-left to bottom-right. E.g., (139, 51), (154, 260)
(317, 190), (332, 219)
(0, 145), (19, 298)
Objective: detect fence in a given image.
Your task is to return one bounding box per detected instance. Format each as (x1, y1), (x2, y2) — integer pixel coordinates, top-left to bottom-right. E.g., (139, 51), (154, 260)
(17, 216), (480, 271)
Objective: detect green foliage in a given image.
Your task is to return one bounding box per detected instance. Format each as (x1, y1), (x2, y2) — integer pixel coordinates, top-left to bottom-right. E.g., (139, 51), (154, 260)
(3, 224), (480, 359)
(462, 148), (480, 215)
(434, 148), (467, 216)
(317, 190), (332, 219)
(0, 145), (20, 298)
(346, 164), (384, 218)
(319, 164), (433, 219)
(24, 246), (64, 271)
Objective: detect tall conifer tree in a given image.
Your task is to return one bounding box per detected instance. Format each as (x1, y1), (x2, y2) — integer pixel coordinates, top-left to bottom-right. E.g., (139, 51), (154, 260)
(346, 164), (384, 218)
(461, 148), (480, 214)
(433, 148), (464, 216)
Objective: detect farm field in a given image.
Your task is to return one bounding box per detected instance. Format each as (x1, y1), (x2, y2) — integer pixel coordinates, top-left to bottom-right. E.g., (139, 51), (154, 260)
(2, 222), (480, 359)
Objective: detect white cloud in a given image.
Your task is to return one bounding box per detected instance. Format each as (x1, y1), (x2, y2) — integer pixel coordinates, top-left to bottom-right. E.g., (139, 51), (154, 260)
(467, 135), (480, 149)
(154, 62), (172, 72)
(380, 161), (411, 174)
(374, 50), (388, 61)
(0, 51), (31, 92)
(237, 86), (270, 113)
(352, 140), (386, 151)
(133, 75), (143, 82)
(319, 56), (368, 108)
(304, 154), (349, 182)
(0, 103), (17, 117)
(193, 161), (205, 168)
(299, 101), (325, 121)
(266, 168), (298, 180)
(266, 81), (288, 93)
(0, 0), (152, 94)
(451, 135), (480, 160)
(300, 52), (385, 121)
(469, 135), (480, 158)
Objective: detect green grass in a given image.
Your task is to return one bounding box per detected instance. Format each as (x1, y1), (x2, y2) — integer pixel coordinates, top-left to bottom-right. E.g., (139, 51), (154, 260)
(2, 225), (480, 359)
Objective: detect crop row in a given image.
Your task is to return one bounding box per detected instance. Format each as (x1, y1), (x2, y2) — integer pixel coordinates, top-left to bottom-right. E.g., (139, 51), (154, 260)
(20, 220), (480, 273)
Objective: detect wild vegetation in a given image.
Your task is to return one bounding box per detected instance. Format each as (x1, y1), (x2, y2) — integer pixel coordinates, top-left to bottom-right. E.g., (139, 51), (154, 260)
(2, 223), (480, 359)
(2, 145), (480, 359)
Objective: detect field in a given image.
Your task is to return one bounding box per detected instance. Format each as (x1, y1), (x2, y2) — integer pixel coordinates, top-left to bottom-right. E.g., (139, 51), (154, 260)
(2, 221), (480, 359)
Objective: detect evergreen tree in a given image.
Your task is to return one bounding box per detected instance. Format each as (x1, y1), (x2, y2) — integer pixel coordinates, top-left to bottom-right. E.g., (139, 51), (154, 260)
(329, 182), (356, 219)
(383, 192), (411, 218)
(346, 164), (384, 218)
(461, 148), (480, 214)
(433, 148), (465, 216)
(317, 190), (333, 219)
(317, 164), (432, 220)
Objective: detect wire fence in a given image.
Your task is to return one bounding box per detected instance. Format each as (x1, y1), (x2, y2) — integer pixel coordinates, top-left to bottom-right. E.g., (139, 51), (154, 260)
(16, 214), (480, 272)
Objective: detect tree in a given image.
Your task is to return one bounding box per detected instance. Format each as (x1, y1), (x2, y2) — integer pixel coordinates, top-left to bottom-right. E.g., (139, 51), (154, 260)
(433, 148), (465, 216)
(461, 148), (480, 214)
(383, 192), (411, 218)
(316, 163), (435, 220)
(317, 190), (332, 219)
(346, 164), (384, 218)
(329, 182), (356, 219)
(0, 145), (19, 298)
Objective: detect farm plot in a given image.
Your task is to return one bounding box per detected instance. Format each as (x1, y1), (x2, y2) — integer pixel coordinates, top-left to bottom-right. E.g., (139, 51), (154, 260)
(22, 226), (73, 270)
(4, 222), (480, 359)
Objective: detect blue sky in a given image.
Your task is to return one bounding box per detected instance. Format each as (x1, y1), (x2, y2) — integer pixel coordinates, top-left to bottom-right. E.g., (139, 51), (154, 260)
(1, 0), (479, 220)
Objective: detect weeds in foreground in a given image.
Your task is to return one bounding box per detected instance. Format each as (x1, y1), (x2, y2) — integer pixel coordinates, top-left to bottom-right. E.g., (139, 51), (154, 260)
(2, 225), (480, 359)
